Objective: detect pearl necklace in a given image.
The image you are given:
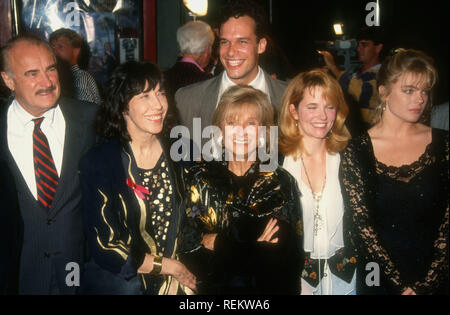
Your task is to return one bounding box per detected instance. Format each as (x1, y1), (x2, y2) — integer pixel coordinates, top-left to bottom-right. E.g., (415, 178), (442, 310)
(300, 155), (326, 236)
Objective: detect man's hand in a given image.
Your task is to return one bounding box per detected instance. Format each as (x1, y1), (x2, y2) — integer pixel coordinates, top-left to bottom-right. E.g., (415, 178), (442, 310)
(318, 50), (344, 78)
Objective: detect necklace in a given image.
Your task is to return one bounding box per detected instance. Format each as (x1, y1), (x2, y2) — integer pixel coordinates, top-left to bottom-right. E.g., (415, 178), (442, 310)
(300, 155), (326, 236)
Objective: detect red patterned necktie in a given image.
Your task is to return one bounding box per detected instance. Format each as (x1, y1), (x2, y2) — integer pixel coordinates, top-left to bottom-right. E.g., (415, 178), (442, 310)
(33, 117), (59, 209)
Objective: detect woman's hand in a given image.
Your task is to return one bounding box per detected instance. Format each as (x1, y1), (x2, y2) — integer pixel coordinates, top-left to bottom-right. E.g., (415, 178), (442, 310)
(162, 257), (197, 291)
(201, 233), (217, 251)
(257, 218), (279, 243)
(401, 287), (417, 295)
(138, 254), (197, 291)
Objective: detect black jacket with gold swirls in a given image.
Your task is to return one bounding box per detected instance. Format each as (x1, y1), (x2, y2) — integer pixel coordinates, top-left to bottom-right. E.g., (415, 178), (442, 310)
(79, 136), (193, 295)
(179, 160), (305, 295)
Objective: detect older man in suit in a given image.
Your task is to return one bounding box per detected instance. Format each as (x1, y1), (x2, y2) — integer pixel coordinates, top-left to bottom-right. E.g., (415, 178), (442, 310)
(0, 35), (96, 294)
(164, 20), (214, 99)
(175, 0), (287, 139)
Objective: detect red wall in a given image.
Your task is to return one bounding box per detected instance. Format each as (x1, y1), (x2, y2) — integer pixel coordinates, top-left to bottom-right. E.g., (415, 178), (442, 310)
(0, 1), (12, 47)
(143, 0), (157, 62)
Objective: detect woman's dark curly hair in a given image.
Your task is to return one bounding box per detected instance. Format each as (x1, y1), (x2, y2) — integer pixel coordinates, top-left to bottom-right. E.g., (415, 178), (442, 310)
(95, 61), (178, 143)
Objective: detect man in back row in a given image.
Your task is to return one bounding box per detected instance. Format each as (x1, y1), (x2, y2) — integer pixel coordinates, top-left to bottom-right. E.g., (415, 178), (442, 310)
(320, 27), (384, 132)
(164, 20), (214, 99)
(175, 0), (287, 138)
(49, 28), (101, 104)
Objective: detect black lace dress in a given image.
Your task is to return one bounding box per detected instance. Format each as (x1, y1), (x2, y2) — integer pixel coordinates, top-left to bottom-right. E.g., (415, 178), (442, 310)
(179, 160), (304, 295)
(340, 129), (449, 295)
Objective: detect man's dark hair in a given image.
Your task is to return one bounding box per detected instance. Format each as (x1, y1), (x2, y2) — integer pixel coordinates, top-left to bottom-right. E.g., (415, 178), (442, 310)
(1, 34), (53, 75)
(218, 0), (269, 40)
(95, 61), (176, 143)
(49, 28), (83, 48)
(357, 26), (384, 45)
(49, 28), (92, 70)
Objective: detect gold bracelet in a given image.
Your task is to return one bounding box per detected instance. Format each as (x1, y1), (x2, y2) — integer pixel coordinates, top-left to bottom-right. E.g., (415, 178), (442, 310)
(150, 255), (163, 275)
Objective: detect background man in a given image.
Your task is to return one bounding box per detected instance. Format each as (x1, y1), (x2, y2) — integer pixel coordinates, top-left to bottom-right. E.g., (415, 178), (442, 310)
(320, 27), (384, 133)
(49, 28), (101, 104)
(175, 0), (287, 138)
(0, 35), (96, 294)
(164, 20), (214, 99)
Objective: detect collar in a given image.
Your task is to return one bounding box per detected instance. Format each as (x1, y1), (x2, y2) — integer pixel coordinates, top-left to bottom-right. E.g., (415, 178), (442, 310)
(222, 66), (264, 89)
(70, 64), (80, 71)
(218, 66), (266, 104)
(354, 63), (381, 76)
(11, 99), (58, 128)
(180, 57), (205, 72)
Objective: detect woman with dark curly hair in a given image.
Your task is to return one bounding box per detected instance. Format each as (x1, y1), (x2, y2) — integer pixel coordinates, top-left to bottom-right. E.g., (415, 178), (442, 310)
(79, 61), (196, 295)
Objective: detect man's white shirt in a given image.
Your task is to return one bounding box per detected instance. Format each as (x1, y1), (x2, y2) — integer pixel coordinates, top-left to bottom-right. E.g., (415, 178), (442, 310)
(216, 66), (270, 107)
(7, 100), (66, 199)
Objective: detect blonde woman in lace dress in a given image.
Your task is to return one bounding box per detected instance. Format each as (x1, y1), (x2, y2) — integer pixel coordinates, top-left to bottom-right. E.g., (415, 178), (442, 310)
(340, 49), (449, 295)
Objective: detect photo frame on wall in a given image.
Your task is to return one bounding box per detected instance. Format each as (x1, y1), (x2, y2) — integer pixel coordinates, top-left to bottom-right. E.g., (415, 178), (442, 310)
(119, 38), (139, 64)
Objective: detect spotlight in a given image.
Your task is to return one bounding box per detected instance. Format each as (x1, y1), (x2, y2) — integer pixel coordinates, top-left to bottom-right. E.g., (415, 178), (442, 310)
(333, 24), (344, 36)
(183, 0), (208, 20)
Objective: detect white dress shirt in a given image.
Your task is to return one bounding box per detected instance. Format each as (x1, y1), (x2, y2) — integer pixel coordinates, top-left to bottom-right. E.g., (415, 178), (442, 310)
(217, 66), (270, 108)
(7, 100), (66, 199)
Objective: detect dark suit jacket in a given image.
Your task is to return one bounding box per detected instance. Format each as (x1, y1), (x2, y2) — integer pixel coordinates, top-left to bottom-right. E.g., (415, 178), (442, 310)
(175, 69), (288, 137)
(0, 97), (97, 294)
(164, 61), (212, 100)
(0, 158), (21, 295)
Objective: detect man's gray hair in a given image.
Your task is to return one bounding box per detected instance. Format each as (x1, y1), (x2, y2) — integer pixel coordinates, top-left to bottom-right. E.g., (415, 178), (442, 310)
(1, 34), (55, 77)
(176, 20), (214, 55)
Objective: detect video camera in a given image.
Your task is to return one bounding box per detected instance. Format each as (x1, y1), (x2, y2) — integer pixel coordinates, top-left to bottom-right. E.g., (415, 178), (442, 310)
(314, 24), (360, 73)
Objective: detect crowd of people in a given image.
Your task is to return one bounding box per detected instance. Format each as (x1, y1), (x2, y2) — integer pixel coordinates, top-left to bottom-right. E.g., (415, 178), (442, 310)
(0, 0), (448, 295)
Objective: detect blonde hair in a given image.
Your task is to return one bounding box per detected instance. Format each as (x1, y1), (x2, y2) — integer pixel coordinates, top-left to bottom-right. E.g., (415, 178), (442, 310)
(279, 69), (350, 158)
(373, 49), (438, 125)
(212, 85), (275, 147)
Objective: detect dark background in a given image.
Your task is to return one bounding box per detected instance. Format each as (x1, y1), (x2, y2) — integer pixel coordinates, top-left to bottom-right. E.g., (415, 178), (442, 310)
(202, 0), (449, 105)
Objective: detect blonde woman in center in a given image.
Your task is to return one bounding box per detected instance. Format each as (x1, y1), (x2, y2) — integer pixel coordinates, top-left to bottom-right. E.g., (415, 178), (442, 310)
(279, 69), (357, 295)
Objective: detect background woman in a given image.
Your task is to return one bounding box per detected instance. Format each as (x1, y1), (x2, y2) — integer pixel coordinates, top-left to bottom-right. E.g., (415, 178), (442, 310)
(79, 61), (196, 294)
(182, 85), (304, 294)
(340, 49), (448, 295)
(279, 69), (357, 295)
